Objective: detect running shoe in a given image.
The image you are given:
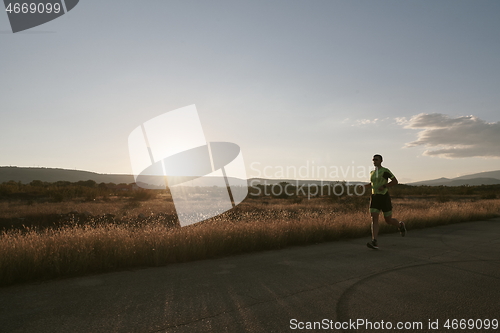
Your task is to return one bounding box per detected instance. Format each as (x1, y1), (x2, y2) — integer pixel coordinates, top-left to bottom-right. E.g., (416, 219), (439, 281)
(366, 239), (378, 249)
(398, 221), (406, 237)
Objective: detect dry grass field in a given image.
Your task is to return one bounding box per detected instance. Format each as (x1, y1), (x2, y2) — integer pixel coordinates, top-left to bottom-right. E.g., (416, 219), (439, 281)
(1, 191), (499, 287)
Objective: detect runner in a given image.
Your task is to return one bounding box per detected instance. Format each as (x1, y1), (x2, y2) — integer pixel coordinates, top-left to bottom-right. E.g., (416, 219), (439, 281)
(364, 154), (406, 249)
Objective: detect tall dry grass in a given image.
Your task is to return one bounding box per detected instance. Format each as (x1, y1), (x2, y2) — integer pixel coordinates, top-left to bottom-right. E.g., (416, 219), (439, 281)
(1, 198), (499, 287)
(0, 195), (176, 219)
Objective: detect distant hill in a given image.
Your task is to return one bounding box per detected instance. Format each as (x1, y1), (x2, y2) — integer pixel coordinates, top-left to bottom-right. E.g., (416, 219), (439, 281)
(409, 177), (453, 186)
(0, 167), (248, 187)
(453, 170), (500, 180)
(0, 167), (134, 184)
(409, 170), (500, 186)
(447, 177), (500, 186)
(0, 167), (364, 188)
(3, 166), (500, 187)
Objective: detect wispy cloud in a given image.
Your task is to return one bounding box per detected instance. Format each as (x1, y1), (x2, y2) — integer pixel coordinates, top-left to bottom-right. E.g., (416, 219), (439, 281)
(357, 118), (378, 125)
(400, 113), (500, 158)
(352, 117), (389, 126)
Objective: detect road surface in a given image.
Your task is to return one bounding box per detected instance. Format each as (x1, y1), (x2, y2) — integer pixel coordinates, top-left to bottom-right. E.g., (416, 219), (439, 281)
(1, 218), (499, 332)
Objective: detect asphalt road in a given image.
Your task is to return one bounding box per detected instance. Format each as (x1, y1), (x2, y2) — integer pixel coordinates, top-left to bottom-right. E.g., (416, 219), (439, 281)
(1, 218), (499, 333)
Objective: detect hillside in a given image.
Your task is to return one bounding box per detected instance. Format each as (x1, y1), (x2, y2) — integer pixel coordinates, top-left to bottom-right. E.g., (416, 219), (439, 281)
(408, 170), (500, 186)
(453, 170), (500, 180)
(3, 166), (500, 187)
(0, 167), (134, 184)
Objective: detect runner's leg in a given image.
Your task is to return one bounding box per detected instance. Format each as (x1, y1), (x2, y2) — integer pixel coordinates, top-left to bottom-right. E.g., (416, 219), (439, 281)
(371, 212), (379, 240)
(383, 212), (400, 227)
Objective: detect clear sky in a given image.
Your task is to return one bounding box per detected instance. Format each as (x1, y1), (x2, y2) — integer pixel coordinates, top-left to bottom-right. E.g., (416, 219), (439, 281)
(1, 0), (499, 183)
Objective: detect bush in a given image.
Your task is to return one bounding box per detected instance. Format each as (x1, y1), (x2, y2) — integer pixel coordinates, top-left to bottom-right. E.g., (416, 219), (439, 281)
(51, 192), (64, 202)
(131, 189), (157, 201)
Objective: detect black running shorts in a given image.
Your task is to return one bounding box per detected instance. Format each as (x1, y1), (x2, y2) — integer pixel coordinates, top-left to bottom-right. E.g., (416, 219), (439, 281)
(369, 193), (393, 215)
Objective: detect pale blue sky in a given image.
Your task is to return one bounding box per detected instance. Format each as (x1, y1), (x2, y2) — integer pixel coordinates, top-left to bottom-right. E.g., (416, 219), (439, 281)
(1, 0), (500, 183)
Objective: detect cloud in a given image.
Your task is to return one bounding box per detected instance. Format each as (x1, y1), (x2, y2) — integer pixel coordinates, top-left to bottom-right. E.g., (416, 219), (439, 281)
(353, 117), (390, 126)
(357, 118), (378, 125)
(401, 113), (500, 158)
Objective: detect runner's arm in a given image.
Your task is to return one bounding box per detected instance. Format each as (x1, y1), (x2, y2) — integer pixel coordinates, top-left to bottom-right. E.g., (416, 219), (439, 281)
(378, 177), (398, 191)
(387, 176), (398, 187)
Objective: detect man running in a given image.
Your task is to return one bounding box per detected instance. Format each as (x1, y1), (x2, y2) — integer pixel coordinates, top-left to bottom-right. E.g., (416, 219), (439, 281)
(364, 154), (406, 249)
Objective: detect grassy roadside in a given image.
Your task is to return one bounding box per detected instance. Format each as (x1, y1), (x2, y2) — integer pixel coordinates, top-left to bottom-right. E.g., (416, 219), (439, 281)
(1, 197), (499, 287)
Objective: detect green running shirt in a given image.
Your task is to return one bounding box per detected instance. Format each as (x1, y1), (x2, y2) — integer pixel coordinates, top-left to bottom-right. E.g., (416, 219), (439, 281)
(370, 167), (395, 195)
